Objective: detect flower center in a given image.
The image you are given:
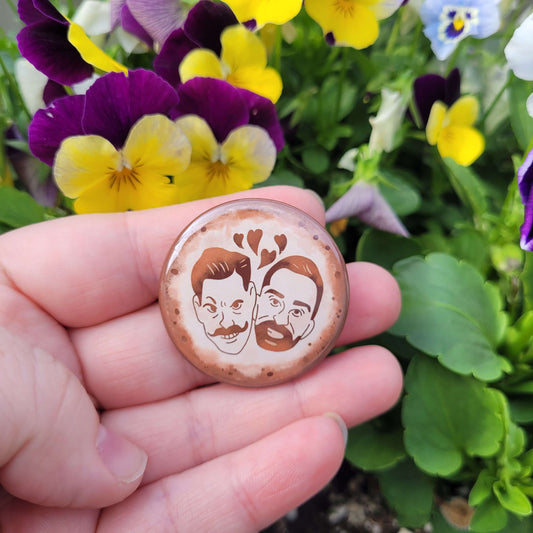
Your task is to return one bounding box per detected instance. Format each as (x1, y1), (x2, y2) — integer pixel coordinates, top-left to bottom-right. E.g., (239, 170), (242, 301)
(333, 0), (355, 18)
(438, 6), (479, 43)
(207, 160), (231, 182)
(109, 165), (141, 191)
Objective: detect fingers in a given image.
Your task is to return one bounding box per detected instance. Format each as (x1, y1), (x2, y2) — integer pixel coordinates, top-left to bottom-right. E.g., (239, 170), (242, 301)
(74, 262), (401, 408)
(0, 187), (324, 329)
(98, 415), (347, 533)
(101, 345), (402, 486)
(0, 328), (147, 509)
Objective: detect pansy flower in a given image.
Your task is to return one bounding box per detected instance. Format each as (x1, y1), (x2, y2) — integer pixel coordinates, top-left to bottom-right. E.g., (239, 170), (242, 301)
(413, 69), (483, 166)
(17, 0), (127, 85)
(305, 0), (404, 49)
(419, 0), (500, 61)
(517, 149), (533, 251)
(154, 2), (282, 103)
(28, 69), (191, 213)
(222, 0), (303, 29)
(505, 12), (533, 118)
(172, 77), (282, 201)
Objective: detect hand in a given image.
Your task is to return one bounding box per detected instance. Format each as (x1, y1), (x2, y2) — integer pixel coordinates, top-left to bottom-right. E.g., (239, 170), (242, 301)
(0, 186), (402, 532)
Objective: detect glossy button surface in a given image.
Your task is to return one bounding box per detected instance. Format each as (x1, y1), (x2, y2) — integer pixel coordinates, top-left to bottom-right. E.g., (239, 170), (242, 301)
(159, 199), (349, 387)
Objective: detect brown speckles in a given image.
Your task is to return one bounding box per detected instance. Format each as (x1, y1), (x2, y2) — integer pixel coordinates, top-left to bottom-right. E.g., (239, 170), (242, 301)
(267, 371), (274, 377)
(313, 235), (319, 240)
(174, 308), (180, 315)
(171, 268), (179, 275)
(201, 226), (207, 232)
(325, 245), (331, 251)
(181, 336), (188, 343)
(335, 271), (341, 278)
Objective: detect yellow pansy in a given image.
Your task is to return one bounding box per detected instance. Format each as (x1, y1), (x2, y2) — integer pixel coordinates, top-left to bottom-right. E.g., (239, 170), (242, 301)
(174, 115), (276, 201)
(223, 0), (302, 28)
(305, 0), (403, 49)
(426, 96), (485, 167)
(54, 114), (191, 213)
(179, 25), (282, 103)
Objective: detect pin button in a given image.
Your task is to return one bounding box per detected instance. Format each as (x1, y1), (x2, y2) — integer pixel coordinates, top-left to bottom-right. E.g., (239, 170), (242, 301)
(159, 199), (349, 387)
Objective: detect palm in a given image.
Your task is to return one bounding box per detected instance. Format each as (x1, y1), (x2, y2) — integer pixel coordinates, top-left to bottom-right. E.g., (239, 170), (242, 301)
(0, 188), (402, 532)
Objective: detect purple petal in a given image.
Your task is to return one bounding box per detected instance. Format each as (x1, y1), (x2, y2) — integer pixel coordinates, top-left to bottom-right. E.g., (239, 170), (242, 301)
(174, 78), (249, 143)
(127, 0), (185, 45)
(414, 69), (461, 126)
(120, 4), (154, 47)
(110, 0), (125, 28)
(18, 0), (66, 25)
(153, 28), (196, 88)
(518, 148), (533, 206)
(184, 0), (238, 54)
(17, 21), (93, 85)
(28, 94), (85, 165)
(43, 79), (68, 106)
(82, 69), (180, 148)
(521, 195), (533, 251)
(239, 89), (284, 152)
(325, 181), (409, 237)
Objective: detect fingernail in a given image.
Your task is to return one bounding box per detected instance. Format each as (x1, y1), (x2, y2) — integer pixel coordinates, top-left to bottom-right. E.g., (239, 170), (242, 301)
(97, 425), (148, 484)
(323, 412), (348, 446)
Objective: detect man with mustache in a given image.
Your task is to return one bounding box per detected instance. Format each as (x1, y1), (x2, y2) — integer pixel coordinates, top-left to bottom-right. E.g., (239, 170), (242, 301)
(255, 256), (324, 352)
(192, 247), (257, 354)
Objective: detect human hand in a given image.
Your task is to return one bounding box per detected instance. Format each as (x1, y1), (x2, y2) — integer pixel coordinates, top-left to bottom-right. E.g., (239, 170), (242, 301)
(0, 186), (402, 532)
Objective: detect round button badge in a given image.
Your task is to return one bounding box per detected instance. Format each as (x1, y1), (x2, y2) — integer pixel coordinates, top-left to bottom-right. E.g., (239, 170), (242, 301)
(159, 199), (349, 387)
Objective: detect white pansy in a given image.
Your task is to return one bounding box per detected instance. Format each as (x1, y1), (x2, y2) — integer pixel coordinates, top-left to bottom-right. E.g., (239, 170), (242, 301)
(504, 13), (533, 81)
(369, 88), (408, 154)
(14, 58), (48, 115)
(73, 0), (112, 35)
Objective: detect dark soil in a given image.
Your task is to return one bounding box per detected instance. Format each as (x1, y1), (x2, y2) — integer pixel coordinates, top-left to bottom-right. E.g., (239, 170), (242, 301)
(263, 460), (408, 533)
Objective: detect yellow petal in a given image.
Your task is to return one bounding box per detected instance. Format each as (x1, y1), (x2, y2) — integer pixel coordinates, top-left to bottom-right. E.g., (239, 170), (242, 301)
(221, 25), (268, 71)
(426, 101), (447, 146)
(224, 0), (302, 27)
(54, 135), (120, 198)
(67, 21), (127, 74)
(447, 95), (480, 128)
(227, 66), (283, 103)
(219, 125), (276, 189)
(174, 115), (219, 162)
(437, 126), (485, 166)
(122, 114), (191, 178)
(179, 49), (224, 84)
(305, 0), (379, 49)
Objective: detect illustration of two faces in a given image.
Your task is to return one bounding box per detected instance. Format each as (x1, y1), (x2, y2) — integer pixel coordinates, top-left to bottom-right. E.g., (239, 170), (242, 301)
(191, 247), (324, 355)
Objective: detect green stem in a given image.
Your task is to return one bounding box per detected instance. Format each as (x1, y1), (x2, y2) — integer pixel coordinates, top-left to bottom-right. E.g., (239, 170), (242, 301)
(0, 55), (32, 122)
(334, 48), (348, 121)
(385, 13), (402, 56)
(5, 0), (16, 15)
(480, 75), (512, 130)
(272, 25), (282, 73)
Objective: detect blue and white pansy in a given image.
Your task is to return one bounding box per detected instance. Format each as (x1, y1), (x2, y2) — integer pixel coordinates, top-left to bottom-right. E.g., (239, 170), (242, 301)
(420, 0), (500, 60)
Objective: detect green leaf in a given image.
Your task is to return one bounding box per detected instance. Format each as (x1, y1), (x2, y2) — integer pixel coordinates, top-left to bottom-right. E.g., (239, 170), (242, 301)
(301, 147), (330, 174)
(0, 186), (47, 228)
(356, 229), (421, 270)
(470, 496), (509, 532)
(510, 398), (533, 424)
(390, 253), (510, 381)
(403, 356), (505, 476)
(521, 253), (533, 314)
(509, 76), (533, 152)
(345, 419), (406, 471)
(376, 460), (435, 528)
(379, 169), (421, 216)
(470, 469), (498, 506)
(493, 481), (532, 516)
(443, 158), (488, 218)
(259, 169), (305, 188)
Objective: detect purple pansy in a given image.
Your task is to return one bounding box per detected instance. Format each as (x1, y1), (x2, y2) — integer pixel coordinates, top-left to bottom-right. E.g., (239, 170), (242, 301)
(174, 77), (284, 152)
(110, 0), (186, 47)
(17, 0), (94, 85)
(413, 68), (460, 126)
(518, 149), (533, 251)
(28, 69), (180, 165)
(154, 0), (238, 88)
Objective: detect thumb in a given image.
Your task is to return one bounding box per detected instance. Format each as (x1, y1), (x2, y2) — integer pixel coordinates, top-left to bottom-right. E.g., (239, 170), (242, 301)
(0, 327), (147, 508)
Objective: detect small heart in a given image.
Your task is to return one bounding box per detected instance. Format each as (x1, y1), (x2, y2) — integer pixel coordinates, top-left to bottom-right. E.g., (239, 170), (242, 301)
(247, 229), (263, 255)
(233, 233), (244, 248)
(274, 234), (287, 253)
(259, 249), (276, 269)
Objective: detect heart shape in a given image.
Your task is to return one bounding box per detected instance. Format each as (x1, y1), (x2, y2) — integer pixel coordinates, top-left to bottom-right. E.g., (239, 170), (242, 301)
(259, 249), (276, 269)
(233, 233), (244, 248)
(274, 234), (287, 253)
(247, 229), (263, 255)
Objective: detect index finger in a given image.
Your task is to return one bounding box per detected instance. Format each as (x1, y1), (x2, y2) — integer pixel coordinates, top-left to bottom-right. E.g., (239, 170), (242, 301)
(0, 187), (325, 328)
